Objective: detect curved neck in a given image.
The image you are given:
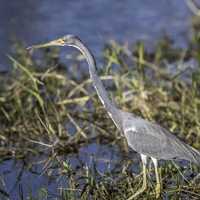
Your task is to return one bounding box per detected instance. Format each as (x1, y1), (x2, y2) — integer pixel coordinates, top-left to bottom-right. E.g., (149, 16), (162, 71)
(71, 39), (116, 110)
(70, 39), (120, 128)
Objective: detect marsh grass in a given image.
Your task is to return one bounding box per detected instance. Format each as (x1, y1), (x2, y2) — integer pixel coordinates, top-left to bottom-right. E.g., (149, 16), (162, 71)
(0, 36), (200, 199)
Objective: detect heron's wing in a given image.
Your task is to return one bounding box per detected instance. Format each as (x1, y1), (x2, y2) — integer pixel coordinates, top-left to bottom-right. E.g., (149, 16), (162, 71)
(122, 115), (200, 164)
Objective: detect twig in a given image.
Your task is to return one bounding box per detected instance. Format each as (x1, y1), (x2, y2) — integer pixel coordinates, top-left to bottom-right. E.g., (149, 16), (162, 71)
(67, 113), (88, 139)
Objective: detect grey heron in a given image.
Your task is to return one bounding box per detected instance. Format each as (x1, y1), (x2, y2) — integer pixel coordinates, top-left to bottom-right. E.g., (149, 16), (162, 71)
(27, 35), (200, 199)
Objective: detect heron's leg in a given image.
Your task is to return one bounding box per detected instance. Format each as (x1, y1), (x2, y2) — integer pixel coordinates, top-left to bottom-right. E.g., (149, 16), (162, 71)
(151, 157), (162, 199)
(127, 154), (147, 200)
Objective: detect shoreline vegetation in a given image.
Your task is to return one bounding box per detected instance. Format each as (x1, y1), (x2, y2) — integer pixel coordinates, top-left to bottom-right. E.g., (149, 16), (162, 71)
(0, 33), (200, 199)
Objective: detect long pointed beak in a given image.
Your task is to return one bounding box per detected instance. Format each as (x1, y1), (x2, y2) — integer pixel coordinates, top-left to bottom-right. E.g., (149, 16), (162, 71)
(27, 38), (65, 51)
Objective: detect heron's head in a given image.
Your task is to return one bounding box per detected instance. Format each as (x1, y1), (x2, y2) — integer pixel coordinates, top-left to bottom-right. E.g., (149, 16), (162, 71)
(27, 34), (79, 51)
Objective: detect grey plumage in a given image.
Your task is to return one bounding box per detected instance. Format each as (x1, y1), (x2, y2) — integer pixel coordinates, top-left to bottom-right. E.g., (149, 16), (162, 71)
(121, 111), (200, 165)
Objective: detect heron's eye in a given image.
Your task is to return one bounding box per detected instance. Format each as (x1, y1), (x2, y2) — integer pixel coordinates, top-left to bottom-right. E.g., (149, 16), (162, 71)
(57, 39), (65, 45)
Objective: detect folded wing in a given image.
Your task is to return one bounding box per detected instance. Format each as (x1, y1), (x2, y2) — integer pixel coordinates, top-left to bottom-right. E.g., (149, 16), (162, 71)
(122, 115), (200, 165)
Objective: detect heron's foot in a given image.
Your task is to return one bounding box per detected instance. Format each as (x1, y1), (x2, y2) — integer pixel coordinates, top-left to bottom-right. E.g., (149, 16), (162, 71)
(127, 182), (147, 200)
(155, 183), (161, 199)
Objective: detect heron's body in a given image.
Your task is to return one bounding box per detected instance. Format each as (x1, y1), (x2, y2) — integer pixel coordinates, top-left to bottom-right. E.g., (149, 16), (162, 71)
(121, 111), (200, 163)
(28, 35), (200, 199)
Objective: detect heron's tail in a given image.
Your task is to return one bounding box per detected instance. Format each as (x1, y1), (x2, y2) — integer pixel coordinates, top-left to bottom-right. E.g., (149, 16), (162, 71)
(185, 145), (200, 165)
(171, 133), (200, 165)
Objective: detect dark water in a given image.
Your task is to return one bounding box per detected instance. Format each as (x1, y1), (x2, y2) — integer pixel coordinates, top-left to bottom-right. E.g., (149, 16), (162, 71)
(0, 0), (192, 70)
(0, 142), (138, 200)
(0, 0), (195, 199)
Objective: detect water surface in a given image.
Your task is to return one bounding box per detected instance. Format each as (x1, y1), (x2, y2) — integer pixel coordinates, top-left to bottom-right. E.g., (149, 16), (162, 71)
(0, 0), (192, 70)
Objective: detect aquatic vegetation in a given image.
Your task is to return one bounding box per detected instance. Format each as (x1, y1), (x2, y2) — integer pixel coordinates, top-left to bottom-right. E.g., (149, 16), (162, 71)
(0, 36), (200, 199)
